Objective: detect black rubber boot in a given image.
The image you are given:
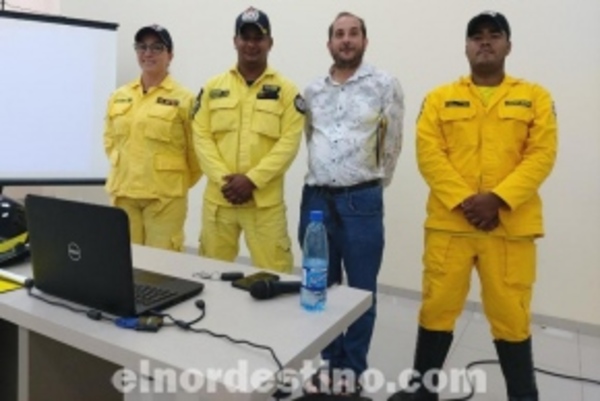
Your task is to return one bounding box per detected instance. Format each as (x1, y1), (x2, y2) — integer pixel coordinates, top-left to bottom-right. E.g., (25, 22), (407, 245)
(387, 327), (453, 401)
(494, 337), (539, 401)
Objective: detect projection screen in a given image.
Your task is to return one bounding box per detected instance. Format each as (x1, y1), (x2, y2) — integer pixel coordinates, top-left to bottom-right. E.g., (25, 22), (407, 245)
(0, 10), (118, 186)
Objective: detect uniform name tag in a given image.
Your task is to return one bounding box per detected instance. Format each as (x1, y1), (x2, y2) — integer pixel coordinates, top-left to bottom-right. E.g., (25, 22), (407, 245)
(262, 84), (280, 93)
(257, 85), (281, 100)
(157, 97), (179, 106)
(209, 89), (230, 99)
(505, 99), (532, 108)
(257, 91), (279, 100)
(444, 100), (470, 108)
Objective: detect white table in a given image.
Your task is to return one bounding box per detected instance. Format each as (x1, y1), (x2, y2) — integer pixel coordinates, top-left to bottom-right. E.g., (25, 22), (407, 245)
(0, 245), (371, 401)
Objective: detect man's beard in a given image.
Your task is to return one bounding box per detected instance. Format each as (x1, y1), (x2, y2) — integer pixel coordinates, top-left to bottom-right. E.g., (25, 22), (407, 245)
(333, 47), (364, 69)
(471, 60), (504, 76)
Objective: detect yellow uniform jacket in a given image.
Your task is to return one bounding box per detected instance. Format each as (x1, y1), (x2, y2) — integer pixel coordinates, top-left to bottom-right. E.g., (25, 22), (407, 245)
(193, 66), (305, 208)
(417, 75), (557, 237)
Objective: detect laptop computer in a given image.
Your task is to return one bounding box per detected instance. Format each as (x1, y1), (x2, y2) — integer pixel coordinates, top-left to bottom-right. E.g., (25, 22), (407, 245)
(24, 194), (204, 317)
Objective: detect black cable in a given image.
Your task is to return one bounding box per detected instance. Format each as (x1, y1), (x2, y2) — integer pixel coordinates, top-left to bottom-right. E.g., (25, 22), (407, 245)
(533, 365), (600, 386)
(156, 310), (283, 370)
(150, 309), (205, 329)
(187, 326), (284, 373)
(26, 286), (115, 322)
(24, 279), (600, 398)
(441, 359), (600, 401)
(156, 310), (290, 399)
(185, 325), (291, 400)
(24, 281), (293, 399)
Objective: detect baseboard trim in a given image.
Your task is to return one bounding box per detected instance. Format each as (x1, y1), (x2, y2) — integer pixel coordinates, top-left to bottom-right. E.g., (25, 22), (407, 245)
(377, 283), (600, 338)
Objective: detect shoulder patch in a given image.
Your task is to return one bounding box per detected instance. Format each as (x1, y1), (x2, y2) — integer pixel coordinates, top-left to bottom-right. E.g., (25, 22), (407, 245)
(294, 94), (306, 114)
(417, 97), (426, 122)
(191, 88), (203, 117)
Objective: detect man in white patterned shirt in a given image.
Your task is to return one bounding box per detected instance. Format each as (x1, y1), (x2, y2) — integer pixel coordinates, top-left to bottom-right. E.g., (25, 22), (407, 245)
(299, 11), (404, 397)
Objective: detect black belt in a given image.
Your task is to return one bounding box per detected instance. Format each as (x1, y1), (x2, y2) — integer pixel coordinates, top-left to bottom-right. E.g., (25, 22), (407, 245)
(312, 179), (381, 194)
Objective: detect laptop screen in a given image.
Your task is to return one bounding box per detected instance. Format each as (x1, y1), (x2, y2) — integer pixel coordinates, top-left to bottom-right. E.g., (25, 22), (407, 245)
(24, 195), (203, 317)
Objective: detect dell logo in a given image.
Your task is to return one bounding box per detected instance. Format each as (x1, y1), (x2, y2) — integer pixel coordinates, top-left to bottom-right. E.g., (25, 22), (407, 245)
(67, 242), (82, 262)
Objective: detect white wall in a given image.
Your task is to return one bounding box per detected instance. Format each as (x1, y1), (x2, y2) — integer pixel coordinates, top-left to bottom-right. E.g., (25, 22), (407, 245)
(12, 0), (600, 327)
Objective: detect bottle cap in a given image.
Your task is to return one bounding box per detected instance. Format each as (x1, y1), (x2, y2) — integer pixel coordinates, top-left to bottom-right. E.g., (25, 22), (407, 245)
(310, 210), (324, 222)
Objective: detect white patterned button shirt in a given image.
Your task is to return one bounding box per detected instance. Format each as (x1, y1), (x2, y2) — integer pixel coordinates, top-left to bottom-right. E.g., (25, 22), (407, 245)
(303, 63), (404, 187)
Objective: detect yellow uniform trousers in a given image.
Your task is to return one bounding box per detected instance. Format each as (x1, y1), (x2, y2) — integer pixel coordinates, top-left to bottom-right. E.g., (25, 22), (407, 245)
(112, 196), (187, 252)
(420, 230), (535, 342)
(199, 200), (293, 273)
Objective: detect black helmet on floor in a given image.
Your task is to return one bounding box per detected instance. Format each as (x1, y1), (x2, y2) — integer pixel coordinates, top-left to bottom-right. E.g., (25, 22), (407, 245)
(0, 195), (30, 267)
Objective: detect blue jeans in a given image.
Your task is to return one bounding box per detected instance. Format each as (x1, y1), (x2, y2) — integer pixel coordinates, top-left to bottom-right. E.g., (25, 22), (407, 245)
(298, 183), (384, 376)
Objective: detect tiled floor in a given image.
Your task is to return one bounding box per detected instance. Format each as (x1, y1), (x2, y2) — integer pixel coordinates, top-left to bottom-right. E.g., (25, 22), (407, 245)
(296, 293), (600, 401)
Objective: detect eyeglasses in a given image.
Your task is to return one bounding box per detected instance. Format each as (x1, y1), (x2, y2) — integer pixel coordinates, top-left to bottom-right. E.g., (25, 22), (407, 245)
(134, 43), (166, 54)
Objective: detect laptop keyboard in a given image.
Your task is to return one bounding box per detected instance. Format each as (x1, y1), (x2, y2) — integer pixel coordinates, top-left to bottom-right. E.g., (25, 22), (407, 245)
(134, 284), (177, 306)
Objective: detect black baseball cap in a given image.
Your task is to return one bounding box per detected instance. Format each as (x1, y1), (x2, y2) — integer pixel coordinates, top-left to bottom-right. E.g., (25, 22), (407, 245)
(467, 11), (511, 40)
(135, 24), (173, 51)
(235, 7), (271, 36)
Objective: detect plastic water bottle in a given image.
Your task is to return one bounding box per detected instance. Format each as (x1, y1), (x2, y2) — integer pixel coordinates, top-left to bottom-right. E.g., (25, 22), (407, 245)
(301, 210), (329, 311)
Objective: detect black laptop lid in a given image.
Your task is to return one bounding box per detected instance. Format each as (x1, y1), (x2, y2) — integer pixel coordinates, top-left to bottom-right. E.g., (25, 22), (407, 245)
(25, 195), (138, 317)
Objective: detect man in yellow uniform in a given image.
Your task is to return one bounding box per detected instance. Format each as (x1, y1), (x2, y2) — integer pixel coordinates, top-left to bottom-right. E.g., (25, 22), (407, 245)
(389, 11), (557, 401)
(193, 7), (305, 272)
(104, 25), (201, 252)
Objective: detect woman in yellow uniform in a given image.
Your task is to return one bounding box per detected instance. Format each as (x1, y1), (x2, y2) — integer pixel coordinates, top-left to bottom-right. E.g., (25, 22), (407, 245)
(104, 25), (201, 251)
